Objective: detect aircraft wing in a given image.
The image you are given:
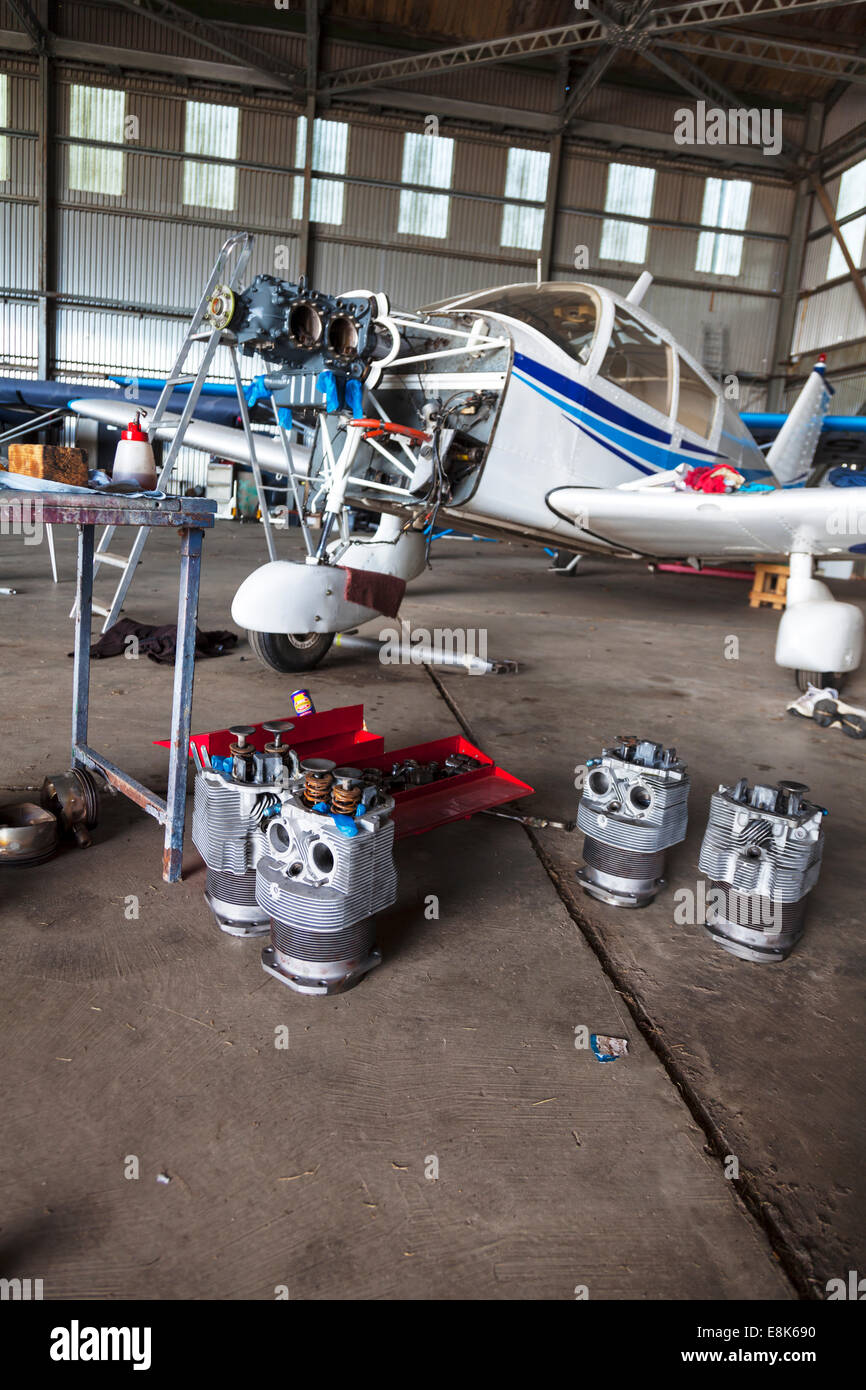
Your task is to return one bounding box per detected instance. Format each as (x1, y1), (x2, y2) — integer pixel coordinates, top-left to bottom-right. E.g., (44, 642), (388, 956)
(549, 485), (866, 560)
(0, 376), (243, 428)
(68, 397), (309, 477)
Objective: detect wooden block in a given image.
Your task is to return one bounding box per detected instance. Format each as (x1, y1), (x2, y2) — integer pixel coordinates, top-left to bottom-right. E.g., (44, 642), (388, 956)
(748, 562), (788, 611)
(7, 443), (88, 486)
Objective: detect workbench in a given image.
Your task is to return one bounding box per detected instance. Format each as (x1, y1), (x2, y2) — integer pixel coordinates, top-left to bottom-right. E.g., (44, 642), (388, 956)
(0, 489), (216, 881)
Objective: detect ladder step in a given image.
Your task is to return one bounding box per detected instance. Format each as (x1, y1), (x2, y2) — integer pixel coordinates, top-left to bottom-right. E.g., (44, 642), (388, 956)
(95, 551), (131, 569)
(92, 603), (111, 618)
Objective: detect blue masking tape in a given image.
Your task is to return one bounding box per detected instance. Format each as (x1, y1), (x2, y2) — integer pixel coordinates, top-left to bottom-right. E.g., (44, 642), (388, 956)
(316, 371), (341, 413)
(344, 377), (364, 419)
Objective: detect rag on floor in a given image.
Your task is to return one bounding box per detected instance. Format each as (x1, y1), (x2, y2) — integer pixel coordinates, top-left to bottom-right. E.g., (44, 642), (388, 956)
(72, 617), (238, 665)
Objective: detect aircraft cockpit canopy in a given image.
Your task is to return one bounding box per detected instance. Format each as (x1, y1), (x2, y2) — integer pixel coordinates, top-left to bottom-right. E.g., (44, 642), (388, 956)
(431, 282), (719, 441)
(435, 285), (599, 368)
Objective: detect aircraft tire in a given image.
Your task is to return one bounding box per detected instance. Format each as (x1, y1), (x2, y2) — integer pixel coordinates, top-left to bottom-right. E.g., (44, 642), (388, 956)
(795, 668), (846, 694)
(247, 630), (335, 673)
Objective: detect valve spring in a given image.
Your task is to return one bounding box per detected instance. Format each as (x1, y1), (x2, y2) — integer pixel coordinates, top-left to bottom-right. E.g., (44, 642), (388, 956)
(331, 782), (361, 816)
(303, 769), (333, 806)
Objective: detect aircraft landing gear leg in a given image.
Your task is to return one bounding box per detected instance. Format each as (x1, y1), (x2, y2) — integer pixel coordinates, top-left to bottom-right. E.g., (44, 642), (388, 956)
(795, 669), (847, 694)
(776, 553), (863, 692)
(549, 549), (582, 575)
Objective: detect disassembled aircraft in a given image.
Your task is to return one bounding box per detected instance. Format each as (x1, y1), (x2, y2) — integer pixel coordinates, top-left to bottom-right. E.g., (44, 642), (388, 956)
(36, 237), (866, 688)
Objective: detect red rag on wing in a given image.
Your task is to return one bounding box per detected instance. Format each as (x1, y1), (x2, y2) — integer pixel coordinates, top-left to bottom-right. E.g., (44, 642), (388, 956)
(684, 466), (728, 494)
(341, 566), (406, 618)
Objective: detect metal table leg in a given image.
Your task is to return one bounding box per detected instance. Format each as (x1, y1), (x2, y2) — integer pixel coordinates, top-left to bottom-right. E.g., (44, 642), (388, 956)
(163, 526), (204, 882)
(46, 524), (59, 583)
(71, 524), (94, 766)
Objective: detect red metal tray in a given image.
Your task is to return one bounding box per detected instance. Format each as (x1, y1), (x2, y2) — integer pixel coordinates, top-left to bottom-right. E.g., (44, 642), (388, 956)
(339, 734), (532, 838)
(155, 703), (383, 765)
(156, 705), (532, 838)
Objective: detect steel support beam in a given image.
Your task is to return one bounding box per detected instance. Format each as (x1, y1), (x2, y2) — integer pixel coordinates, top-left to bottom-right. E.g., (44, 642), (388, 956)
(36, 2), (56, 379)
(102, 0), (302, 93)
(813, 119), (866, 180)
(559, 47), (620, 129)
(7, 0), (49, 52)
(809, 171), (866, 316)
(319, 17), (604, 96)
(641, 45), (752, 117)
(640, 45), (801, 169)
(824, 37), (866, 114)
(539, 132), (563, 282)
(662, 29), (866, 87)
(297, 0), (320, 281)
(318, 0), (866, 96)
(557, 0), (657, 129)
(767, 101), (823, 410)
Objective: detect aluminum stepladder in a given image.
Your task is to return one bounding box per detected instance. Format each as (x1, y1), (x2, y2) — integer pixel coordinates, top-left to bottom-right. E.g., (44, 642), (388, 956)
(73, 232), (278, 631)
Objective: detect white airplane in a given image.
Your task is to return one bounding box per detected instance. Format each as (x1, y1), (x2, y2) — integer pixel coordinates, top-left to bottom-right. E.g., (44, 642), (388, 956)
(71, 260), (866, 690)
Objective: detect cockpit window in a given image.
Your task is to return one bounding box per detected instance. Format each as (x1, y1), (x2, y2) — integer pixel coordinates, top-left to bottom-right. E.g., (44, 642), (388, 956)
(432, 285), (598, 366)
(677, 356), (717, 439)
(600, 308), (672, 418)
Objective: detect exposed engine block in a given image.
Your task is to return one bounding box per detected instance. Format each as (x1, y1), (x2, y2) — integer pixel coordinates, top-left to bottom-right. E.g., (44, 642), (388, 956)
(218, 273), (380, 383)
(698, 778), (825, 962)
(191, 721), (295, 937)
(576, 737), (690, 907)
(257, 772), (397, 995)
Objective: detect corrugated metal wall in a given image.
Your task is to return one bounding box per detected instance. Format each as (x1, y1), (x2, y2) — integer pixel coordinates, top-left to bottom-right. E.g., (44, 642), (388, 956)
(0, 28), (804, 412)
(791, 95), (866, 414)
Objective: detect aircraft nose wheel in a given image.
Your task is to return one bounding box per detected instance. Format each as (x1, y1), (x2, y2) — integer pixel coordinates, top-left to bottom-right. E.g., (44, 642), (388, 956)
(795, 669), (847, 694)
(247, 630), (335, 673)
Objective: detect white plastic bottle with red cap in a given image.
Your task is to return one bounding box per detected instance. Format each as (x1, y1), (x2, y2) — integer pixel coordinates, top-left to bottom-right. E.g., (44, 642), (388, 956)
(112, 412), (157, 489)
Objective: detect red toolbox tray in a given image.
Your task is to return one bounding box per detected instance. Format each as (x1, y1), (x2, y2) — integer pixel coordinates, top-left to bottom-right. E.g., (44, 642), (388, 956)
(337, 734), (532, 839)
(156, 706), (532, 838)
(155, 703), (383, 766)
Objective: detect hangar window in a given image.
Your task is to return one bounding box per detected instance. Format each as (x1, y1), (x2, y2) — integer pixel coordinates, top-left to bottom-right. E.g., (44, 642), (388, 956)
(600, 162), (656, 263)
(501, 147), (550, 251)
(69, 85), (126, 196)
(696, 178), (752, 277)
(183, 101), (238, 211)
(600, 309), (672, 417)
(677, 357), (717, 439)
(292, 117), (348, 225)
(398, 132), (454, 239)
(0, 75), (7, 182)
(827, 158), (866, 280)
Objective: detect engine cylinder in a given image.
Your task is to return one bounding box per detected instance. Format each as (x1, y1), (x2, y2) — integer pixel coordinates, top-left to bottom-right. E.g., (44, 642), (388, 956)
(576, 737), (689, 907)
(698, 778), (825, 962)
(192, 765), (281, 937)
(257, 789), (396, 995)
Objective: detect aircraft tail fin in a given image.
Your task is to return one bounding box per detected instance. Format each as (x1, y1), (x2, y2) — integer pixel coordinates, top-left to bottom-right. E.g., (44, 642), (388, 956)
(766, 356), (832, 486)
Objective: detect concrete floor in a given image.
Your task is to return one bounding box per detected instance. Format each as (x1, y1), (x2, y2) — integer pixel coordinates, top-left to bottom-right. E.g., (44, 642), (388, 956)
(1, 519), (862, 1300)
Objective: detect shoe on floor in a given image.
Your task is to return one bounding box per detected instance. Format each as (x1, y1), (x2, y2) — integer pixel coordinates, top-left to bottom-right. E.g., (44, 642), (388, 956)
(787, 684), (838, 721)
(787, 685), (866, 738)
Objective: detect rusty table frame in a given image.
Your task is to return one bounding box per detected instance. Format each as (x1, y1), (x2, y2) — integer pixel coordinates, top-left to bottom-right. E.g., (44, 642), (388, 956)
(0, 491), (216, 882)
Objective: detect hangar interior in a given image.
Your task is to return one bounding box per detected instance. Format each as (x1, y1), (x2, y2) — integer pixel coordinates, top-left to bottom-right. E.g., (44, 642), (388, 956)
(0, 0), (865, 1304)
